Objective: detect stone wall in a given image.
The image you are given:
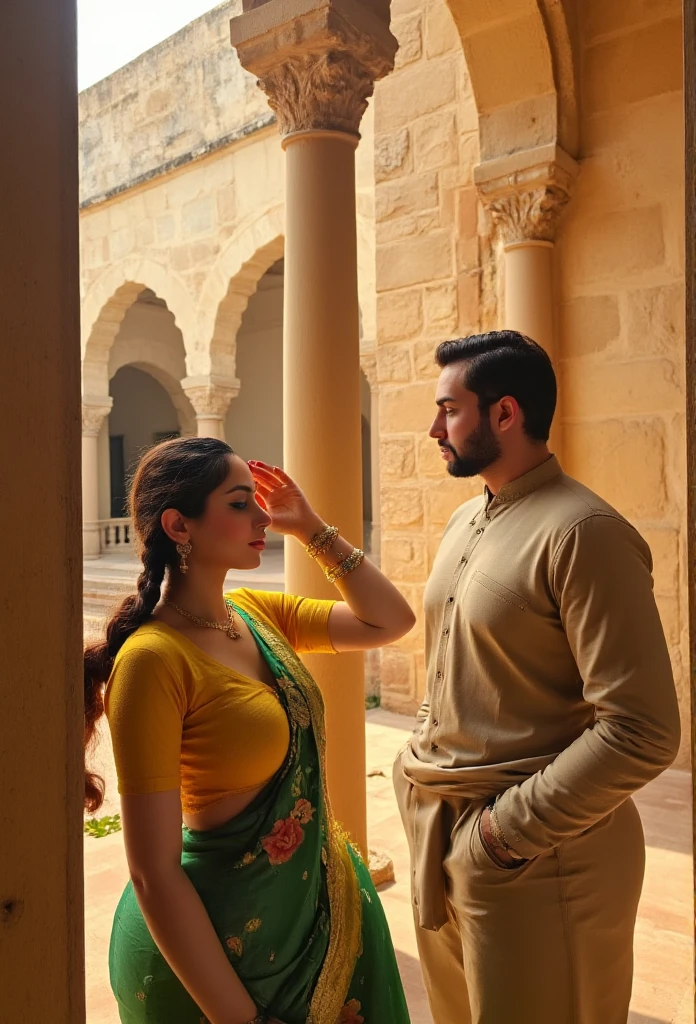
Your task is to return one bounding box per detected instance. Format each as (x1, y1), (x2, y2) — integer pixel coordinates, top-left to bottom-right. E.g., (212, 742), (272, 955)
(78, 1), (270, 206)
(79, 2), (376, 381)
(558, 0), (687, 762)
(373, 0), (483, 713)
(374, 0), (689, 765)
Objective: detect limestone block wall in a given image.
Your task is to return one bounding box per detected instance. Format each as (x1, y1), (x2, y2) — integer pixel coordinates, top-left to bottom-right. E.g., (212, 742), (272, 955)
(558, 0), (688, 763)
(375, 0), (689, 766)
(79, 2), (377, 383)
(373, 0), (482, 713)
(78, 1), (266, 206)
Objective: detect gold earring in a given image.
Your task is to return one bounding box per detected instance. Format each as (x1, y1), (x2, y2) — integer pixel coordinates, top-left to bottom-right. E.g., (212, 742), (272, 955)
(176, 541), (192, 574)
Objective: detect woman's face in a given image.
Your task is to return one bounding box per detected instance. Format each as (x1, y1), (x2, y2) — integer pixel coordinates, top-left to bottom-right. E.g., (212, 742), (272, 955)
(185, 454), (272, 571)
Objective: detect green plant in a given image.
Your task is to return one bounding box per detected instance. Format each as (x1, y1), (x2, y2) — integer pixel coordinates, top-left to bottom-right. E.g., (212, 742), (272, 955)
(365, 694), (381, 710)
(84, 814), (122, 838)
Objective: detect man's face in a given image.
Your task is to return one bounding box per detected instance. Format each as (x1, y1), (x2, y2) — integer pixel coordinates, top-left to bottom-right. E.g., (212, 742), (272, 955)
(429, 363), (501, 478)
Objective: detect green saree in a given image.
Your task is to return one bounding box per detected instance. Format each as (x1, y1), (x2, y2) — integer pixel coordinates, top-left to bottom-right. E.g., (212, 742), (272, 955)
(109, 605), (411, 1024)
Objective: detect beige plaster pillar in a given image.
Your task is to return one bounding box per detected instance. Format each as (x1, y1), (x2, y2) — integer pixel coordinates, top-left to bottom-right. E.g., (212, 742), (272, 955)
(82, 397), (113, 559)
(0, 0), (85, 1018)
(476, 146), (578, 452)
(182, 375), (240, 440)
(231, 0), (397, 856)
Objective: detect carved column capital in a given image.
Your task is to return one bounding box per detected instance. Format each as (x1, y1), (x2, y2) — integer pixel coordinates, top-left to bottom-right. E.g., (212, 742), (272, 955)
(475, 144), (579, 246)
(181, 376), (240, 420)
(231, 0), (397, 138)
(82, 396), (113, 436)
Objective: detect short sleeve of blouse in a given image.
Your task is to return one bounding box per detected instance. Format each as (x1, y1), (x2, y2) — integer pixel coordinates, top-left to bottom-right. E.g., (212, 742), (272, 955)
(230, 589), (337, 655)
(104, 644), (185, 795)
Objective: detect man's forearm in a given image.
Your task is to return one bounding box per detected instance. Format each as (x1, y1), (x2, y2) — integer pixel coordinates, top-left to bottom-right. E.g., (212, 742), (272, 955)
(494, 712), (680, 860)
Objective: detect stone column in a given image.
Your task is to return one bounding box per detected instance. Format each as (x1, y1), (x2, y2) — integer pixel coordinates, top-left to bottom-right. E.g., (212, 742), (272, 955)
(182, 375), (240, 440)
(231, 0), (397, 856)
(361, 352), (381, 558)
(82, 397), (113, 559)
(684, 0), (696, 955)
(476, 146), (578, 451)
(0, 0), (85, 1018)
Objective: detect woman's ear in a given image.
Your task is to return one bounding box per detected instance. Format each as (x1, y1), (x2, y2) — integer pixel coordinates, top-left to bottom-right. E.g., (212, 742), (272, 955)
(160, 509), (190, 546)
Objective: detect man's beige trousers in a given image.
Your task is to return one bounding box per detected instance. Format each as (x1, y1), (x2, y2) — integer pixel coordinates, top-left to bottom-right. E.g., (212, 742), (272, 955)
(395, 774), (645, 1024)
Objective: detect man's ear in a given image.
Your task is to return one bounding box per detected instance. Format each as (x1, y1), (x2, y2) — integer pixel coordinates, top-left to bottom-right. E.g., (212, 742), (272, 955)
(496, 395), (521, 434)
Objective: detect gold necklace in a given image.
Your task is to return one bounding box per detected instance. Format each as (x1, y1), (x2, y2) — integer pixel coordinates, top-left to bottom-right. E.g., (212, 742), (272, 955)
(164, 598), (242, 641)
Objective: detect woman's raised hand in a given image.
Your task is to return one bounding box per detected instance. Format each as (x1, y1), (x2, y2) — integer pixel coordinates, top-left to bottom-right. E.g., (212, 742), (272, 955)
(248, 461), (323, 543)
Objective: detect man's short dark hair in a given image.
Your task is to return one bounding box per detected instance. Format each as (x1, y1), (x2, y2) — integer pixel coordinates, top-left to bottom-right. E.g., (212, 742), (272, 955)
(435, 331), (557, 443)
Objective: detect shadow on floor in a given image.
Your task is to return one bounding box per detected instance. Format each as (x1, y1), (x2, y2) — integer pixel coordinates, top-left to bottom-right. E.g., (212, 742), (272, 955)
(394, 949), (434, 1024)
(628, 1016), (669, 1023)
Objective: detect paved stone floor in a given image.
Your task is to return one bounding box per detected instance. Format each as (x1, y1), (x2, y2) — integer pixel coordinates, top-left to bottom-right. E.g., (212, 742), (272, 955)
(84, 709), (694, 1024)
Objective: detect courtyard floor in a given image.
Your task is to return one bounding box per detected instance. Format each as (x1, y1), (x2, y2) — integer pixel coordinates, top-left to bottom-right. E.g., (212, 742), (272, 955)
(84, 709), (694, 1024)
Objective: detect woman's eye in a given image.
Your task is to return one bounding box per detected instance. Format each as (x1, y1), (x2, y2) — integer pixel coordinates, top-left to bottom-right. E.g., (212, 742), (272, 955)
(229, 502), (248, 510)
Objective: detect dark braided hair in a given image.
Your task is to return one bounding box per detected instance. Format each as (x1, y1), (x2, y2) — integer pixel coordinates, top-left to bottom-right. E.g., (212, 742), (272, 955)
(83, 436), (234, 812)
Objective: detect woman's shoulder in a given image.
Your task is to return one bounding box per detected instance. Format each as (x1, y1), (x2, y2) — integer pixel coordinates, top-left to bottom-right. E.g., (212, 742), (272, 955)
(113, 620), (188, 674)
(227, 587), (285, 622)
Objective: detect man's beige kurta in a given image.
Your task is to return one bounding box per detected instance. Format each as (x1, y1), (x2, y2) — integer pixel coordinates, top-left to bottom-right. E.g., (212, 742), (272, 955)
(399, 456), (681, 930)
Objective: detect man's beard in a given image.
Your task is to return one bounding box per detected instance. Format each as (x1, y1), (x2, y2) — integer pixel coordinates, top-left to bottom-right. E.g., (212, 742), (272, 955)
(441, 417), (501, 478)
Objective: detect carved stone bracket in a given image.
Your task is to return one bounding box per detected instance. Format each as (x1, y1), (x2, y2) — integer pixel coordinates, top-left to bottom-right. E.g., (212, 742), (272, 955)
(82, 396), (113, 437)
(181, 376), (240, 420)
(231, 0), (398, 138)
(475, 144), (579, 247)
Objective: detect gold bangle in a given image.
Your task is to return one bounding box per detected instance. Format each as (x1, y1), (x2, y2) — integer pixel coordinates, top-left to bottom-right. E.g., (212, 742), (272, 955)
(306, 525), (339, 559)
(325, 548), (365, 584)
(490, 801), (525, 860)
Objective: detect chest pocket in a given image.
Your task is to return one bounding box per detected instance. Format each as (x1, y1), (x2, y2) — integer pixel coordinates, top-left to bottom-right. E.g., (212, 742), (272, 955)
(469, 570), (527, 611)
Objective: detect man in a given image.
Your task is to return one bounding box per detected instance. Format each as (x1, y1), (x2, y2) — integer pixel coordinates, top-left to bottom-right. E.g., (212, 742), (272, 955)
(393, 331), (681, 1024)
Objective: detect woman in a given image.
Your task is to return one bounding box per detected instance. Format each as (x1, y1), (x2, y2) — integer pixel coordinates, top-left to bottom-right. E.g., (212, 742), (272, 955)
(84, 437), (415, 1024)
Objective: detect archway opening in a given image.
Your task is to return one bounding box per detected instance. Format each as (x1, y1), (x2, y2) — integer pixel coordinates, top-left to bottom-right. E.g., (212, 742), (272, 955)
(226, 257), (285, 546)
(107, 366), (180, 518)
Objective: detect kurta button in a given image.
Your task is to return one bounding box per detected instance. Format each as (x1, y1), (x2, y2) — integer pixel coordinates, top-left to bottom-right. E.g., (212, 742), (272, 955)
(443, 627), (449, 636)
(431, 743), (439, 752)
(436, 671), (442, 679)
(448, 596), (454, 603)
(476, 528), (483, 534)
(433, 719), (439, 726)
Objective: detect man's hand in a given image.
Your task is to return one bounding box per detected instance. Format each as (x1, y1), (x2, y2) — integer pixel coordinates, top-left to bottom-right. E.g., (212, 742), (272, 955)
(479, 806), (523, 868)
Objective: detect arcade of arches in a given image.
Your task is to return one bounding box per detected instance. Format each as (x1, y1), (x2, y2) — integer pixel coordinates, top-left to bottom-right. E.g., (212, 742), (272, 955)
(79, 0), (689, 766)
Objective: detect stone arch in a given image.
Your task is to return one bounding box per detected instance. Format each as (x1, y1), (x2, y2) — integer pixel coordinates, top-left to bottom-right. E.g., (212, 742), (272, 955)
(109, 349), (197, 438)
(196, 206), (285, 380)
(81, 257), (199, 396)
(444, 0), (579, 161)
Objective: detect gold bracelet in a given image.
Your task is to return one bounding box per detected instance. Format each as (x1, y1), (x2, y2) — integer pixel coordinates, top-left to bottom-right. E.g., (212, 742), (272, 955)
(306, 524), (339, 559)
(490, 801), (524, 860)
(325, 548), (365, 584)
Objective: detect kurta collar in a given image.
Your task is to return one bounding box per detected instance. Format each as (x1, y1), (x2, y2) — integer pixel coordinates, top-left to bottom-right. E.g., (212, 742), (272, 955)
(485, 455), (561, 510)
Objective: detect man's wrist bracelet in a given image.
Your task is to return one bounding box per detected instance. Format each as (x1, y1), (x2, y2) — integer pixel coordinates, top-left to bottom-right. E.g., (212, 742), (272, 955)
(489, 801), (524, 860)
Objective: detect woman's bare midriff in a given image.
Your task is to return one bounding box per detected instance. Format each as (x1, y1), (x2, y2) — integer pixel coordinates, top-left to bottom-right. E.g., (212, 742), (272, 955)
(183, 784), (268, 832)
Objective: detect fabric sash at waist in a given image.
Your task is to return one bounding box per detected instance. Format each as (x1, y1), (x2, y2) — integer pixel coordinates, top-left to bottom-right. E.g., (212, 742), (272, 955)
(399, 744), (559, 800)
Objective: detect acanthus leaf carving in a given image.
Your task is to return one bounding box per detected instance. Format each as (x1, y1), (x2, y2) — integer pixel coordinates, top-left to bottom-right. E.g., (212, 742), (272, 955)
(486, 185), (571, 246)
(82, 398), (113, 436)
(182, 377), (240, 420)
(231, 3), (397, 139)
(259, 48), (377, 137)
